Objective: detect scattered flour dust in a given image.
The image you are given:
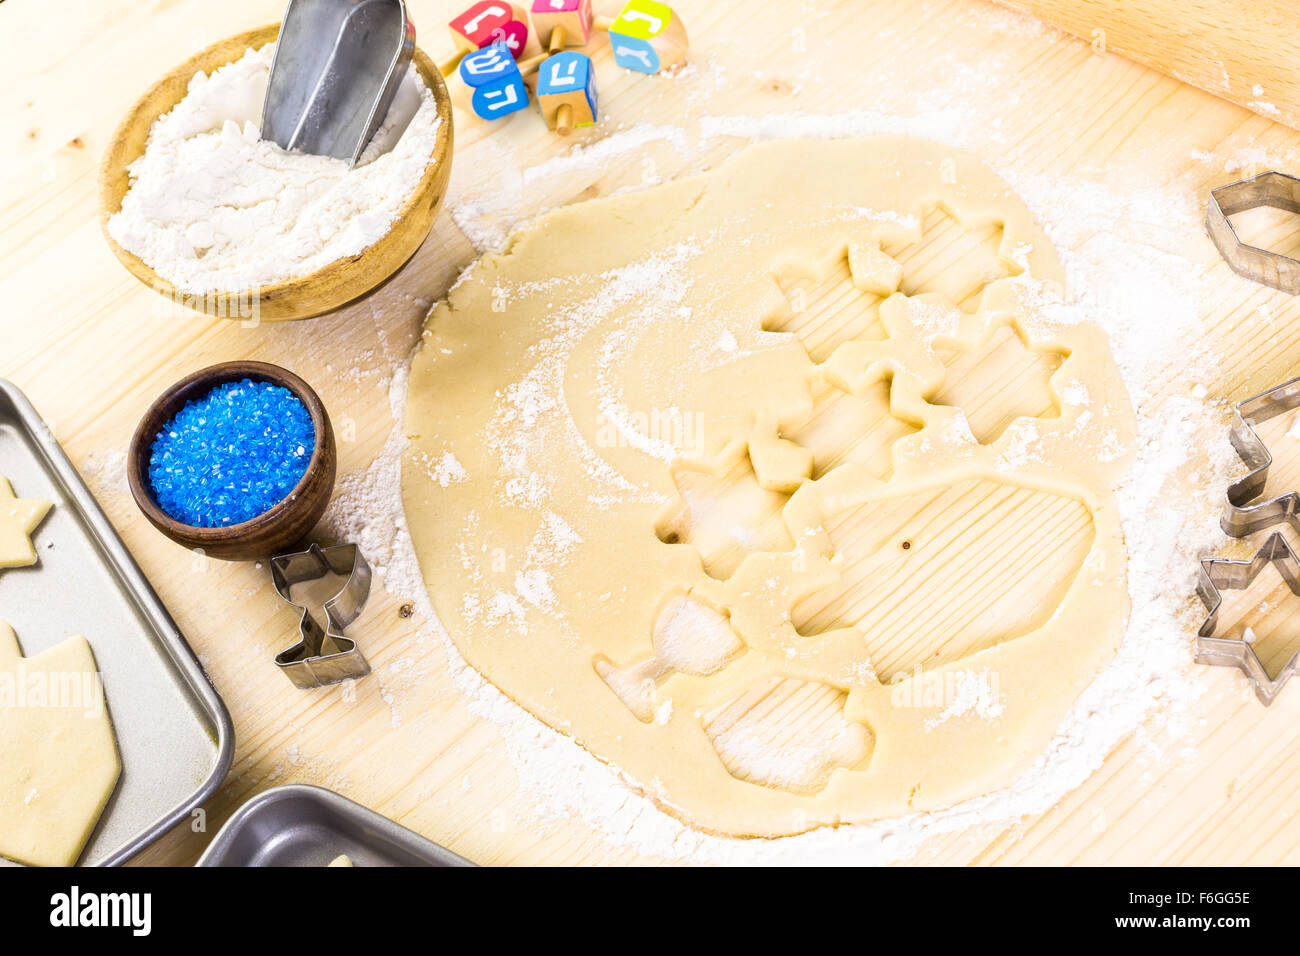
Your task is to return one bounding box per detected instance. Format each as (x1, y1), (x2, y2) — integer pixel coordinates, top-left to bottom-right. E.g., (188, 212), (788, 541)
(324, 14), (1255, 864)
(923, 670), (1006, 731)
(107, 44), (441, 293)
(483, 241), (701, 512)
(424, 451), (468, 488)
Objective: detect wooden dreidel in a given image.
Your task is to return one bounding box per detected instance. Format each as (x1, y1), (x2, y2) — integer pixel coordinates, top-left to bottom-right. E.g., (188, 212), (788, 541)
(606, 0), (688, 74)
(439, 2), (541, 76)
(535, 51), (597, 135)
(529, 0), (594, 53)
(450, 43), (532, 120)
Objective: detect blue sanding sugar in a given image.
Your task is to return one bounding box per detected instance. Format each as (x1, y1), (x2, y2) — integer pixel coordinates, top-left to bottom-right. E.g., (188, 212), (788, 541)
(148, 378), (315, 528)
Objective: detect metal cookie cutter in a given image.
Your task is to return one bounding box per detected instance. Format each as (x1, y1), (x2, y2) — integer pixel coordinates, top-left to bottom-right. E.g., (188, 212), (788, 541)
(1222, 376), (1300, 537)
(1196, 533), (1300, 705)
(270, 543), (372, 688)
(1207, 171), (1300, 295)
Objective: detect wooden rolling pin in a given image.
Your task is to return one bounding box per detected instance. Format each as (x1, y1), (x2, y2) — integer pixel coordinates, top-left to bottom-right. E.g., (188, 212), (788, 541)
(997, 0), (1300, 130)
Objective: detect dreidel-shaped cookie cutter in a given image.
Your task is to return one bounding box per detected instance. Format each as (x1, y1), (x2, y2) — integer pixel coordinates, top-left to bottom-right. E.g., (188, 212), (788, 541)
(1196, 532), (1300, 705)
(270, 543), (372, 688)
(1222, 376), (1300, 537)
(1207, 171), (1300, 295)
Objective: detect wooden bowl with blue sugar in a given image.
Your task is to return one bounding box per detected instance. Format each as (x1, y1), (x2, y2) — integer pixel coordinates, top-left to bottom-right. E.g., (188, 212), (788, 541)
(127, 362), (336, 561)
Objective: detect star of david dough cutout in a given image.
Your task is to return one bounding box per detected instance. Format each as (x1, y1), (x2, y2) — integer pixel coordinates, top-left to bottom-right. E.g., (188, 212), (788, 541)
(0, 476), (51, 570)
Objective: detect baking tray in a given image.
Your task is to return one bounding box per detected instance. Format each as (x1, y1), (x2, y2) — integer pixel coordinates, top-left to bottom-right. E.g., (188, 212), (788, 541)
(196, 784), (474, 867)
(0, 378), (234, 866)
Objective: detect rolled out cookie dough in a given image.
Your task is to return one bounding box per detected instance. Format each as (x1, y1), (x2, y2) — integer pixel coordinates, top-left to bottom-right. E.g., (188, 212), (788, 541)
(403, 138), (1136, 837)
(0, 476), (50, 569)
(0, 622), (121, 866)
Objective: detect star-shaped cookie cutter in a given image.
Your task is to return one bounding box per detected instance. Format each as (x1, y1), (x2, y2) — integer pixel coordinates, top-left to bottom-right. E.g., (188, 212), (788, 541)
(1196, 532), (1300, 705)
(1207, 171), (1300, 295)
(270, 543), (372, 689)
(1222, 376), (1300, 538)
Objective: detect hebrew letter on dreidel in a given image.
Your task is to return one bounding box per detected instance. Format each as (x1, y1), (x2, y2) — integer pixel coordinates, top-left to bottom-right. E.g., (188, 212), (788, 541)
(460, 3), (509, 39)
(482, 84), (522, 111)
(536, 51), (597, 132)
(608, 1), (686, 74)
(615, 44), (655, 71)
(463, 45), (513, 77)
(547, 57), (579, 86)
(619, 8), (662, 32)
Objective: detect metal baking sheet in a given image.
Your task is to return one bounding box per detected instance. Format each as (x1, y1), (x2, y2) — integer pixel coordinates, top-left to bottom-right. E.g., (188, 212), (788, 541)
(197, 784), (473, 867)
(0, 378), (233, 866)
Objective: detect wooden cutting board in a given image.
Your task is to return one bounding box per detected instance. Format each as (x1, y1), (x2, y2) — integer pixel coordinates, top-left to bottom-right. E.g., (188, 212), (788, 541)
(1000, 0), (1300, 131)
(2, 0), (1300, 865)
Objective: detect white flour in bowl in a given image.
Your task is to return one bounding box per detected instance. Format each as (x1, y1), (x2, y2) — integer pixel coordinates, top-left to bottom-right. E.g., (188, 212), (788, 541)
(107, 44), (441, 293)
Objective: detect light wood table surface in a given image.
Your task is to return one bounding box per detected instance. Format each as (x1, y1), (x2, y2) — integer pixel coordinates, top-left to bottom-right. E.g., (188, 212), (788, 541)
(2, 0), (1299, 865)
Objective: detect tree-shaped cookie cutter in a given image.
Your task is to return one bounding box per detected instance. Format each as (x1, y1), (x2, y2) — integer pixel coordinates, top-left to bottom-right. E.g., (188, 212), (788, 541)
(270, 543), (372, 688)
(1197, 532), (1300, 705)
(1222, 376), (1300, 537)
(1207, 171), (1300, 295)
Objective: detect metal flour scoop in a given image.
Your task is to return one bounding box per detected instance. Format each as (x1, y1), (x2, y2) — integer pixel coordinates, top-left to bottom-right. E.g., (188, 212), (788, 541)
(262, 0), (416, 166)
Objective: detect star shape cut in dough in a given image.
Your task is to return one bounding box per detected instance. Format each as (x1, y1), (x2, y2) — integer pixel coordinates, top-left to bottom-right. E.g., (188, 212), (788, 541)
(928, 322), (1065, 445)
(655, 447), (797, 580)
(0, 476), (51, 570)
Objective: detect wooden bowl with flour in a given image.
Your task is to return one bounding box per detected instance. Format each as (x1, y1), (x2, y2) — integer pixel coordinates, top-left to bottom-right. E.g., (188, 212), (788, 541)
(98, 24), (454, 322)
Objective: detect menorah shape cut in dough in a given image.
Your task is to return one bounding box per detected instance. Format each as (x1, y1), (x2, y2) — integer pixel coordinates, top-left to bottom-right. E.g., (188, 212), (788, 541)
(404, 138), (1136, 837)
(0, 622), (120, 866)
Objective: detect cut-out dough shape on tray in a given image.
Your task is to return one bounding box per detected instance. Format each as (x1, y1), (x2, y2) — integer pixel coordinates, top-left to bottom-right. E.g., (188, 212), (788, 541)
(404, 138), (1136, 838)
(0, 476), (50, 570)
(0, 622), (120, 866)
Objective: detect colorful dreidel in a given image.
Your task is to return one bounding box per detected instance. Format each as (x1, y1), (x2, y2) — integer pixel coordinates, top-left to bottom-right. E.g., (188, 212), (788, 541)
(439, 2), (540, 76)
(451, 42), (531, 120)
(536, 50), (597, 135)
(606, 0), (688, 74)
(529, 0), (594, 53)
